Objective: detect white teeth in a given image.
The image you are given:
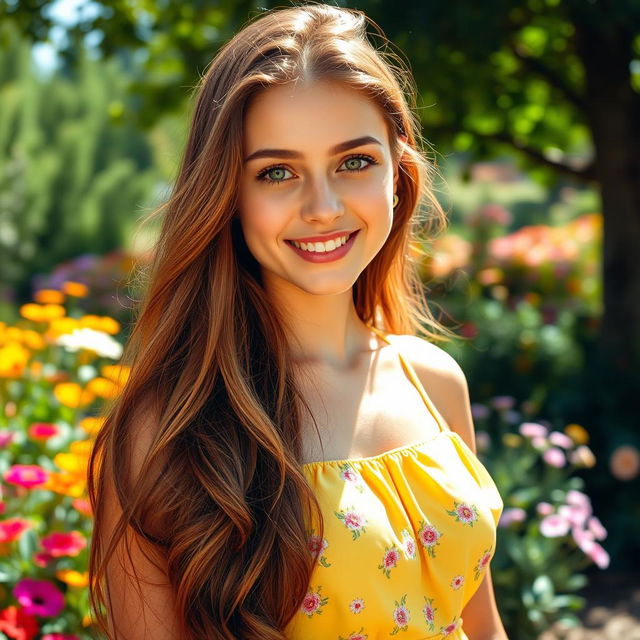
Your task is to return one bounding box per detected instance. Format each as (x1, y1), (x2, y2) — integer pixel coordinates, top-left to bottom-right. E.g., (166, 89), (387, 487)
(290, 234), (350, 253)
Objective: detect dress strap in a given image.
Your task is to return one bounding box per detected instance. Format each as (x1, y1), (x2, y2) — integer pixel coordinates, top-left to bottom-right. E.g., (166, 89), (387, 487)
(369, 326), (449, 433)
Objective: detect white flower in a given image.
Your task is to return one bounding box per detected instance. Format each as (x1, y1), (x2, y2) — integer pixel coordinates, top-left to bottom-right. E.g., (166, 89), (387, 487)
(55, 328), (123, 359)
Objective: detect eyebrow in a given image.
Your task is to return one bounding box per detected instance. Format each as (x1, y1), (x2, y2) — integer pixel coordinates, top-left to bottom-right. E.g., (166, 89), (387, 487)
(243, 135), (383, 163)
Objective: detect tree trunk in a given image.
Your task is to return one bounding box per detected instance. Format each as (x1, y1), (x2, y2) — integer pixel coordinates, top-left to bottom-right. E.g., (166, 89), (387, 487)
(574, 17), (640, 419)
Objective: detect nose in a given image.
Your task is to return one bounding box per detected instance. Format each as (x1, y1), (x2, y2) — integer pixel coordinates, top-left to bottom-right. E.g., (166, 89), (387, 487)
(300, 178), (344, 225)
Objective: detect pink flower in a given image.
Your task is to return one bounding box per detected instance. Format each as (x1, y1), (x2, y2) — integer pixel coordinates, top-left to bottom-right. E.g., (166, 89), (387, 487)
(42, 635), (80, 640)
(536, 502), (554, 516)
(384, 548), (400, 569)
(13, 579), (65, 617)
(0, 518), (31, 543)
(441, 619), (459, 636)
(349, 598), (365, 614)
(404, 537), (416, 558)
(586, 542), (610, 569)
(543, 447), (566, 468)
(27, 423), (59, 441)
(490, 395), (516, 411)
(559, 504), (591, 528)
(456, 503), (477, 523)
(572, 526), (595, 553)
(549, 431), (574, 449)
(392, 604), (410, 627)
(4, 464), (49, 489)
(0, 430), (16, 448)
(344, 512), (364, 530)
(451, 575), (464, 590)
(532, 436), (548, 450)
(519, 422), (549, 438)
(340, 468), (360, 483)
(307, 535), (328, 558)
(40, 531), (87, 557)
(301, 591), (321, 616)
(418, 523), (442, 548)
(33, 551), (54, 568)
(540, 514), (570, 538)
(422, 601), (435, 624)
(588, 516), (607, 541)
(566, 490), (591, 507)
(498, 508), (526, 527)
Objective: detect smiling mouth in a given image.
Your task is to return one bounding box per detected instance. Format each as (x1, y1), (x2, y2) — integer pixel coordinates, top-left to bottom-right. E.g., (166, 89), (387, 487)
(285, 230), (358, 253)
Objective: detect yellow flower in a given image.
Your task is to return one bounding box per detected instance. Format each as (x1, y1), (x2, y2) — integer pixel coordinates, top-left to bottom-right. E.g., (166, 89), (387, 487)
(79, 416), (105, 436)
(101, 364), (130, 386)
(53, 382), (95, 408)
(0, 342), (30, 378)
(503, 433), (523, 447)
(21, 329), (45, 350)
(86, 376), (121, 399)
(46, 317), (81, 340)
(20, 303), (47, 322)
(62, 281), (89, 297)
(79, 314), (120, 335)
(43, 471), (85, 497)
(70, 440), (93, 456)
(564, 423), (589, 445)
(34, 289), (65, 304)
(56, 569), (89, 587)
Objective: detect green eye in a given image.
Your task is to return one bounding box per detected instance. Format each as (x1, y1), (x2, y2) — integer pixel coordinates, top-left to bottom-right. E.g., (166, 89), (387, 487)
(344, 157), (366, 170)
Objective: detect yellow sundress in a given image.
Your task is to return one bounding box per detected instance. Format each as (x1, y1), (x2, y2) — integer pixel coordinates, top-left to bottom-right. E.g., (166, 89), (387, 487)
(284, 329), (504, 640)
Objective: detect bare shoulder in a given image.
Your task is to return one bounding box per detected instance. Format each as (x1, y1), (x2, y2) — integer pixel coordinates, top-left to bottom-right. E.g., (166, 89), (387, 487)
(390, 334), (477, 453)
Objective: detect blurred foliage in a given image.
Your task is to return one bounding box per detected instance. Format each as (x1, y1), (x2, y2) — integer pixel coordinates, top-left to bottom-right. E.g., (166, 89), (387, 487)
(0, 23), (159, 307)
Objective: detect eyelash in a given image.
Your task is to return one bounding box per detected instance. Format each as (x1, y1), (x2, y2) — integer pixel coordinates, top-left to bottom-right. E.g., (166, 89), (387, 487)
(256, 154), (379, 185)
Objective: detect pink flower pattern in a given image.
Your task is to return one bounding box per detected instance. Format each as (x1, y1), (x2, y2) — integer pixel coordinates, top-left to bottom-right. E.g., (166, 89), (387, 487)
(307, 529), (331, 567)
(450, 575), (464, 590)
(334, 506), (368, 540)
(349, 598), (365, 614)
(300, 585), (329, 618)
(417, 519), (443, 558)
(338, 628), (368, 640)
(378, 545), (401, 579)
(474, 547), (493, 580)
(338, 462), (366, 493)
(390, 593), (410, 635)
(422, 596), (437, 632)
(446, 501), (479, 526)
(400, 528), (417, 560)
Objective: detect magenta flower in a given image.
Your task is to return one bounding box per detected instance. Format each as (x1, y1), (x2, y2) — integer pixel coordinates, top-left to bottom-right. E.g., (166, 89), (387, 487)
(4, 464), (49, 488)
(0, 517), (32, 543)
(40, 531), (87, 557)
(549, 431), (574, 449)
(498, 508), (526, 527)
(28, 423), (59, 441)
(540, 514), (570, 538)
(13, 578), (65, 617)
(519, 422), (549, 438)
(42, 635), (81, 640)
(543, 447), (566, 468)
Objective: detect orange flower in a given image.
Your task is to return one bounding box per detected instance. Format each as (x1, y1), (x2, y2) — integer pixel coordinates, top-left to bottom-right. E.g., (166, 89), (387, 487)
(101, 364), (130, 386)
(46, 317), (80, 340)
(609, 445), (640, 481)
(0, 342), (30, 378)
(79, 314), (120, 335)
(564, 423), (589, 445)
(20, 330), (45, 351)
(62, 281), (89, 297)
(53, 382), (95, 408)
(43, 471), (85, 497)
(56, 569), (89, 587)
(79, 416), (105, 436)
(86, 377), (121, 399)
(34, 289), (65, 304)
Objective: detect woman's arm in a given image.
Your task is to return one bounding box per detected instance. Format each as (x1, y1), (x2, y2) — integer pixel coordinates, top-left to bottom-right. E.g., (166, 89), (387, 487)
(399, 335), (510, 640)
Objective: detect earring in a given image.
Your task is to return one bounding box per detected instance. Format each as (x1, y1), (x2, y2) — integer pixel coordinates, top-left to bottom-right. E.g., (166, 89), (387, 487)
(393, 193), (399, 208)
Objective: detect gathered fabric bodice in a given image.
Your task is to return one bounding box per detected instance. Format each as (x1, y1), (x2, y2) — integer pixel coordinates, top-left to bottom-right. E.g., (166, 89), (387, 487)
(284, 329), (503, 639)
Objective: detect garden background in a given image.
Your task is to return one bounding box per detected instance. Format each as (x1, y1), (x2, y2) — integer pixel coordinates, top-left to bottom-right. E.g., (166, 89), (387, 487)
(0, 0), (639, 639)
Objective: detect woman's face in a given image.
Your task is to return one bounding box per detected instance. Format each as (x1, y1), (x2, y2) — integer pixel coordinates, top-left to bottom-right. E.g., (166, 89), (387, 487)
(237, 79), (400, 296)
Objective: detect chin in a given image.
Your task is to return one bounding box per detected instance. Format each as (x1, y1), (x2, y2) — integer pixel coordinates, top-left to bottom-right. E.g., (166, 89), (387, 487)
(291, 275), (358, 297)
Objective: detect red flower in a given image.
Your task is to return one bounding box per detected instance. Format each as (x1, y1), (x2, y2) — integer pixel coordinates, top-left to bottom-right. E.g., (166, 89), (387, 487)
(0, 605), (39, 640)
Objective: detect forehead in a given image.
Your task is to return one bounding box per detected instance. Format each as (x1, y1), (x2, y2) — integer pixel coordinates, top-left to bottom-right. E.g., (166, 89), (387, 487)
(243, 80), (390, 153)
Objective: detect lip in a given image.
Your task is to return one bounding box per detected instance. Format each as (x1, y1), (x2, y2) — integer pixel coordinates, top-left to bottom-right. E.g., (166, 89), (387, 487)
(285, 229), (360, 263)
(286, 229), (357, 244)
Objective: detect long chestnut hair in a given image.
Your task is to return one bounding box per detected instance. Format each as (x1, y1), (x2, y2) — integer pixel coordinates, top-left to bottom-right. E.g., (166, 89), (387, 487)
(87, 4), (455, 639)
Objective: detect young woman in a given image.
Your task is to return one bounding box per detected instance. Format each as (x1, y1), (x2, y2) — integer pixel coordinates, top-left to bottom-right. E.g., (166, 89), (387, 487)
(88, 4), (507, 639)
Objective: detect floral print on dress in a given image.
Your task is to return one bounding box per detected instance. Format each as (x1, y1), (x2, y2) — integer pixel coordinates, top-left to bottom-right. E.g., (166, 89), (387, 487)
(334, 506), (368, 540)
(338, 627), (368, 640)
(390, 593), (411, 635)
(338, 462), (366, 493)
(378, 544), (401, 579)
(307, 529), (331, 567)
(300, 585), (328, 618)
(349, 598), (365, 614)
(422, 596), (437, 632)
(400, 528), (417, 560)
(417, 519), (443, 557)
(474, 546), (493, 580)
(440, 617), (460, 637)
(450, 575), (465, 590)
(446, 500), (479, 526)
